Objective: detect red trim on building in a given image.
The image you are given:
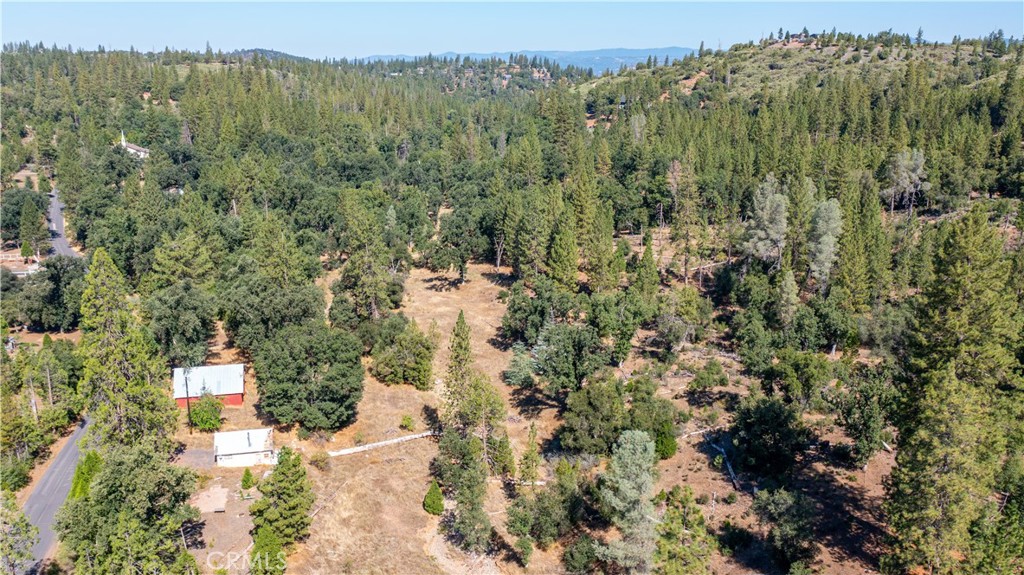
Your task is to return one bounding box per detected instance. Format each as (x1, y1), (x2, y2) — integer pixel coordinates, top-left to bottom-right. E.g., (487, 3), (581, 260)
(176, 393), (244, 408)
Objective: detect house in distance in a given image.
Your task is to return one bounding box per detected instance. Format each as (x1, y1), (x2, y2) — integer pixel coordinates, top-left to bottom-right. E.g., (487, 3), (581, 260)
(172, 363), (245, 408)
(119, 130), (150, 159)
(213, 428), (276, 467)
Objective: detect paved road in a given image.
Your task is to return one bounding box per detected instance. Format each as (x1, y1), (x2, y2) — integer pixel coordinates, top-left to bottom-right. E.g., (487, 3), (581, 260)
(20, 188), (88, 574)
(22, 419), (89, 572)
(47, 188), (77, 257)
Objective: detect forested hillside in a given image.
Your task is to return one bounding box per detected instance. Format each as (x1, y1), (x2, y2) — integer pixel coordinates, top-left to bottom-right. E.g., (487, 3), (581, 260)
(1, 28), (1023, 574)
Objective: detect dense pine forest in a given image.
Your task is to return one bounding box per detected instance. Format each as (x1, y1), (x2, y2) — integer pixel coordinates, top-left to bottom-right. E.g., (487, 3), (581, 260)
(1, 27), (1023, 575)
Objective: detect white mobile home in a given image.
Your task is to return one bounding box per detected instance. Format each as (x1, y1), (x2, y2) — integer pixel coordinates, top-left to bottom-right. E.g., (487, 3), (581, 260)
(213, 428), (276, 467)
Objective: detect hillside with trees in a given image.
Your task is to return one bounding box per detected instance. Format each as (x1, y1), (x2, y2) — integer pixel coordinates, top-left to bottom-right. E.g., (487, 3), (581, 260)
(1, 26), (1023, 575)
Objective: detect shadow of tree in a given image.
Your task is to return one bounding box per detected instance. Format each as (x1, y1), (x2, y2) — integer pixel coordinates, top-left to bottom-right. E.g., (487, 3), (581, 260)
(425, 275), (463, 292)
(182, 518), (208, 550)
(790, 447), (888, 570)
(422, 405), (442, 433)
(715, 520), (779, 574)
(486, 334), (514, 352)
(509, 385), (560, 419)
(682, 388), (741, 409)
(481, 270), (516, 288)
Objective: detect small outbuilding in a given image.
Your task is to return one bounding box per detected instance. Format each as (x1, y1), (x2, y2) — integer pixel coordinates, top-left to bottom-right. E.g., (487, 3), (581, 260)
(213, 428), (276, 467)
(172, 363), (245, 408)
(120, 130), (150, 159)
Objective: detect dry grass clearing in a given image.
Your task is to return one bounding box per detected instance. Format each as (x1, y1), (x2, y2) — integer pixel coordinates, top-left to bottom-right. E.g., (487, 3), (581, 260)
(288, 439), (443, 575)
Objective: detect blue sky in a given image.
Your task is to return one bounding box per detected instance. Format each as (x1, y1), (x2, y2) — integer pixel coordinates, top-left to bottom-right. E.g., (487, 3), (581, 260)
(2, 2), (1021, 59)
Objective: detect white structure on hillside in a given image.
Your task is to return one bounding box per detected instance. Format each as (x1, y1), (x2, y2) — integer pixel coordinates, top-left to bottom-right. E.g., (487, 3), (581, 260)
(120, 130), (150, 159)
(213, 428), (276, 467)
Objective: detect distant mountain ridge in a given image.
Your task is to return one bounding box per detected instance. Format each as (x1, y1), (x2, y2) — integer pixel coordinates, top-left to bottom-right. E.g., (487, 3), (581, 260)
(363, 47), (694, 71)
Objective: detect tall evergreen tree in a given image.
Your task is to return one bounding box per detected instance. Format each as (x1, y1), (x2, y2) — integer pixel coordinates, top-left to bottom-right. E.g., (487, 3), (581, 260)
(630, 242), (661, 321)
(669, 151), (701, 285)
(547, 209), (579, 292)
(743, 174), (789, 271)
(807, 198), (843, 289)
(447, 310), (473, 391)
(885, 365), (997, 574)
(588, 203), (622, 292)
(79, 249), (177, 451)
(597, 430), (658, 573)
(18, 199), (49, 261)
(887, 207), (1022, 573)
(655, 486), (714, 575)
(249, 447), (315, 545)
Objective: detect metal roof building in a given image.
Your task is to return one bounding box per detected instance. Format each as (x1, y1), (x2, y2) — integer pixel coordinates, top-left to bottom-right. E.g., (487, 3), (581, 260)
(172, 363), (245, 406)
(213, 428), (276, 467)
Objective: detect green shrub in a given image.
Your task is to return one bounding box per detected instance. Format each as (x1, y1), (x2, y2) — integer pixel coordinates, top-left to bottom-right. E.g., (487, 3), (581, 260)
(502, 343), (536, 388)
(188, 393), (223, 432)
(371, 320), (437, 390)
(514, 536), (534, 567)
(731, 394), (808, 478)
(562, 534), (597, 574)
(400, 415), (415, 431)
(309, 450), (330, 471)
(423, 480), (444, 515)
(241, 468), (256, 490)
(691, 358), (729, 393)
(753, 488), (818, 568)
(724, 491), (738, 504)
(0, 457), (31, 492)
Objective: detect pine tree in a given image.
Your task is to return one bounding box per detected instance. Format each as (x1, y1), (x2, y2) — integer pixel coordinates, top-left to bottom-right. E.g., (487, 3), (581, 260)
(79, 249), (177, 451)
(18, 199), (49, 261)
(79, 248), (129, 334)
(885, 365), (996, 573)
(807, 199), (843, 289)
(435, 430), (492, 552)
(338, 195), (392, 320)
(423, 480), (444, 515)
(669, 150), (701, 285)
(249, 526), (286, 575)
(547, 209), (579, 292)
(655, 486), (714, 574)
(587, 203), (621, 292)
(447, 311), (472, 391)
(743, 174), (789, 271)
(887, 207), (1022, 573)
(775, 269), (800, 327)
(139, 230), (215, 295)
(908, 207), (1020, 398)
(630, 242), (661, 321)
(518, 423), (542, 486)
(858, 174), (892, 305)
(597, 430), (658, 572)
(54, 444), (198, 575)
(250, 447), (315, 545)
(0, 491), (38, 575)
(785, 177), (815, 274)
(882, 149), (931, 215)
(835, 177), (870, 311)
(564, 140), (599, 260)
